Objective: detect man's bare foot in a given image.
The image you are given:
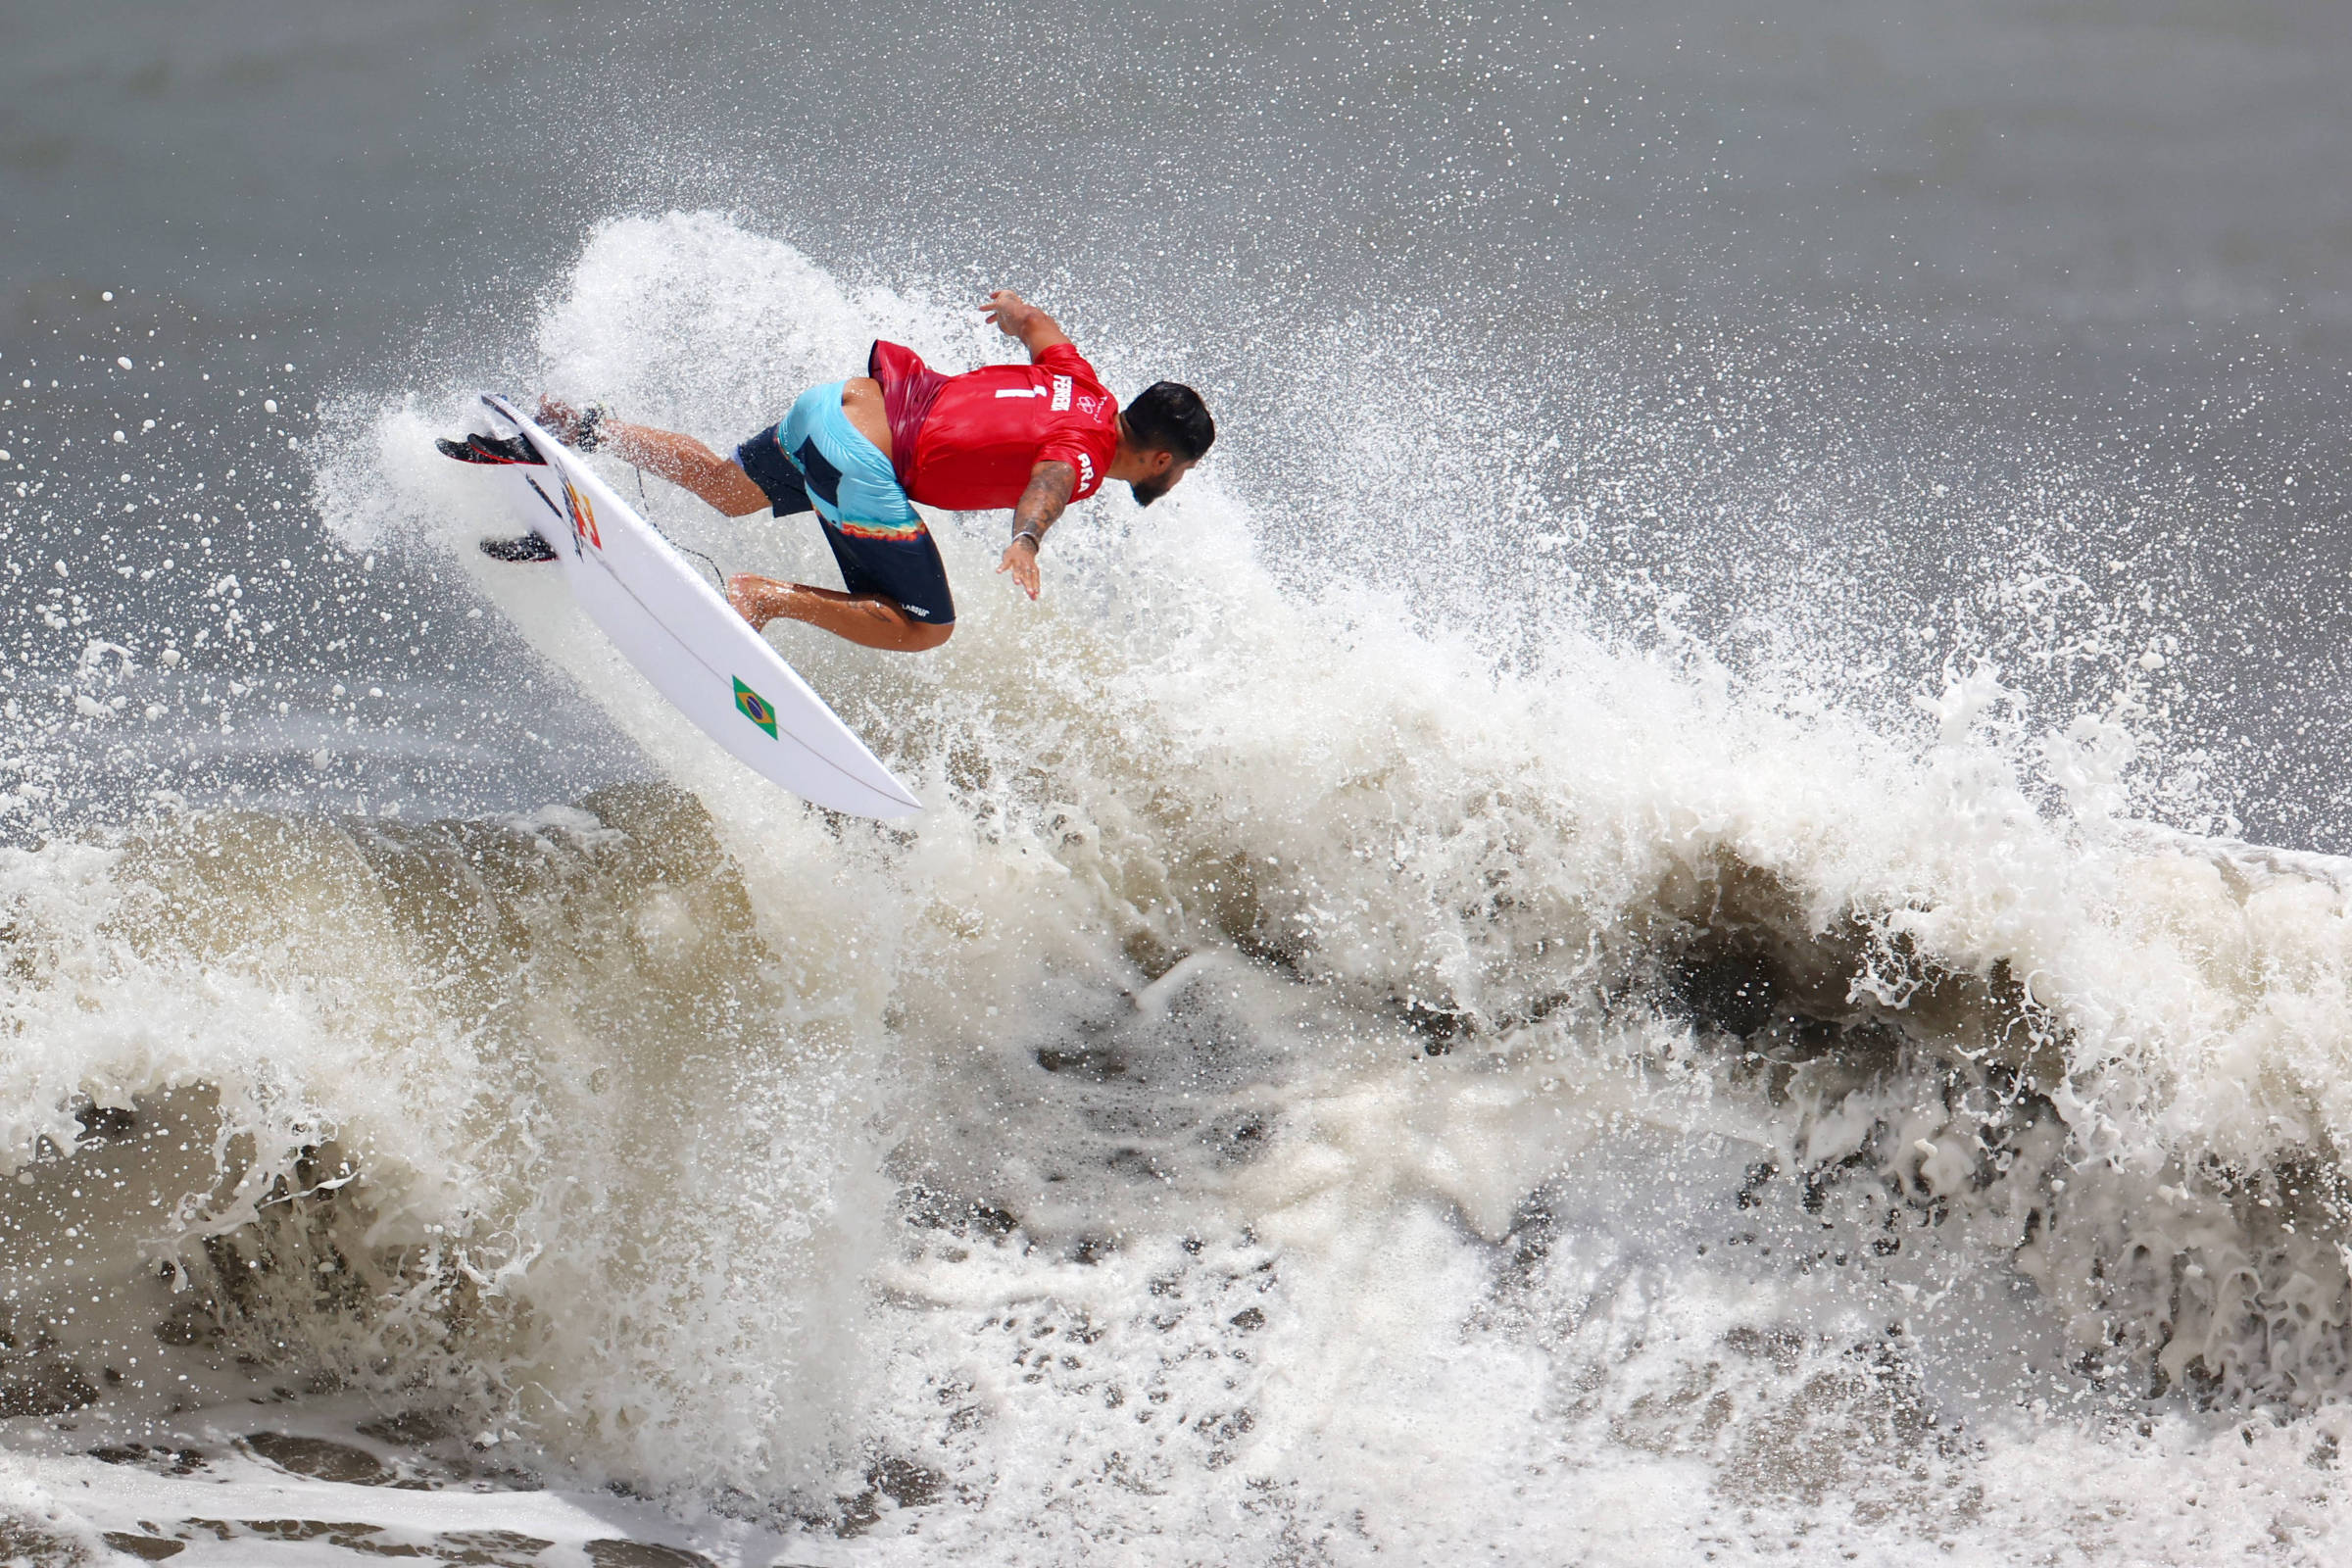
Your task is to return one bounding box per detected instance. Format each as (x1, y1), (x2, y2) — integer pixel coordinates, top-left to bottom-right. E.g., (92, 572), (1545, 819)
(535, 396), (607, 450)
(728, 572), (788, 630)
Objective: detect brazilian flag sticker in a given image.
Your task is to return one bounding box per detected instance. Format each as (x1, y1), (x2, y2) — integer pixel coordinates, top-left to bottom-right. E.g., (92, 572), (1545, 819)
(733, 677), (778, 738)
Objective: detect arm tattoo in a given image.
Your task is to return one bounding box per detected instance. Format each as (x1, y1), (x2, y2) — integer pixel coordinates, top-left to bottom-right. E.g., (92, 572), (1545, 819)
(1014, 462), (1076, 542)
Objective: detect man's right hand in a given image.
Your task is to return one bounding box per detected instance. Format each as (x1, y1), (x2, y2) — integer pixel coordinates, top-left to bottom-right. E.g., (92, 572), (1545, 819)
(997, 535), (1042, 600)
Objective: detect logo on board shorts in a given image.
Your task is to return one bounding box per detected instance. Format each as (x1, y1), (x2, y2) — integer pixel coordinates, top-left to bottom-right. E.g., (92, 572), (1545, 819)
(562, 478), (602, 551)
(733, 677), (777, 738)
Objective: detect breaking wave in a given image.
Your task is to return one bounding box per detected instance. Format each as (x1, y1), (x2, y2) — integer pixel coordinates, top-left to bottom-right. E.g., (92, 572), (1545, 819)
(7, 215), (2352, 1561)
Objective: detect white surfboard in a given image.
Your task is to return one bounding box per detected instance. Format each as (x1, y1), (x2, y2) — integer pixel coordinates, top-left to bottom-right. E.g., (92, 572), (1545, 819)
(461, 393), (922, 818)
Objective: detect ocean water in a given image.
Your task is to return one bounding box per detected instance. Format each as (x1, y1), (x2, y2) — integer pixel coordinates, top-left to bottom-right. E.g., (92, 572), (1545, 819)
(8, 3), (2352, 1564)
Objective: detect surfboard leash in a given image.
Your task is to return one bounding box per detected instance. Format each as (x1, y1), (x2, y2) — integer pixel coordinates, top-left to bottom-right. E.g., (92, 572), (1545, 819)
(629, 485), (729, 593)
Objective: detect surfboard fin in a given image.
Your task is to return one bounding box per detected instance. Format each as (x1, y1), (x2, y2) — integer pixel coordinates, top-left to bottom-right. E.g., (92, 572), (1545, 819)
(478, 531), (559, 563)
(436, 432), (542, 466)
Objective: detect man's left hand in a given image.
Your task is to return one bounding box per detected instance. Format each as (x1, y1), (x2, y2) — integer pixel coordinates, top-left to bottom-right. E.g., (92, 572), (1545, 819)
(997, 536), (1041, 600)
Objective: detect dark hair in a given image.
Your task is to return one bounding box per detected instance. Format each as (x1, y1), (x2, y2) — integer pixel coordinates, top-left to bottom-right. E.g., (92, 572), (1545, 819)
(1121, 381), (1215, 462)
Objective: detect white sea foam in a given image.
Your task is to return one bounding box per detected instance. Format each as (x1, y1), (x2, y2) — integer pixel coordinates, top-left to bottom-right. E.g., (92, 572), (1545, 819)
(8, 215), (2352, 1561)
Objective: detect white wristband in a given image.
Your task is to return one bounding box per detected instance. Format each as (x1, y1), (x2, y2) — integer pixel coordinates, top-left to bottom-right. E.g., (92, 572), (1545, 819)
(1012, 528), (1042, 551)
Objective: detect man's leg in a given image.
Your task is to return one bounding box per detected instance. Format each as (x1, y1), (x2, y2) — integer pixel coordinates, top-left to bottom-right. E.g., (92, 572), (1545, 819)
(727, 575), (952, 653)
(605, 422), (772, 516)
(538, 398), (772, 516)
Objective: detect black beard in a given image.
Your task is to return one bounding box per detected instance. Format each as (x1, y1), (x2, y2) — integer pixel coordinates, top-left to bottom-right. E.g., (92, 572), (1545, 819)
(1129, 474), (1173, 508)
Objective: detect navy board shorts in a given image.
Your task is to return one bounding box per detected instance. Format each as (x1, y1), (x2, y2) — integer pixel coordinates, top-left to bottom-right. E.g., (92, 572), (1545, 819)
(735, 381), (955, 626)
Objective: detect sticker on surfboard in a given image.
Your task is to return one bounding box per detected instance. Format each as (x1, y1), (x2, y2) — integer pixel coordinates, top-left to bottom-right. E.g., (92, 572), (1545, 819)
(733, 677), (778, 738)
(561, 476), (603, 552)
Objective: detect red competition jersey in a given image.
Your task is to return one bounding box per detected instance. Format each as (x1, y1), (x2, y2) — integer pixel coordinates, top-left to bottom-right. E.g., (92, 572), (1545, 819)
(869, 340), (1120, 512)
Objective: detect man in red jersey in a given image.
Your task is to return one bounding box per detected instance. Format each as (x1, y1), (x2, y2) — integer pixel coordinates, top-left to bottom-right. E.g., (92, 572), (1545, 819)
(519, 291), (1214, 654)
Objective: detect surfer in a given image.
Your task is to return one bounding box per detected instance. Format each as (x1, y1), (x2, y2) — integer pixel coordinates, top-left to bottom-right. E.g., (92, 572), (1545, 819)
(521, 291), (1213, 654)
